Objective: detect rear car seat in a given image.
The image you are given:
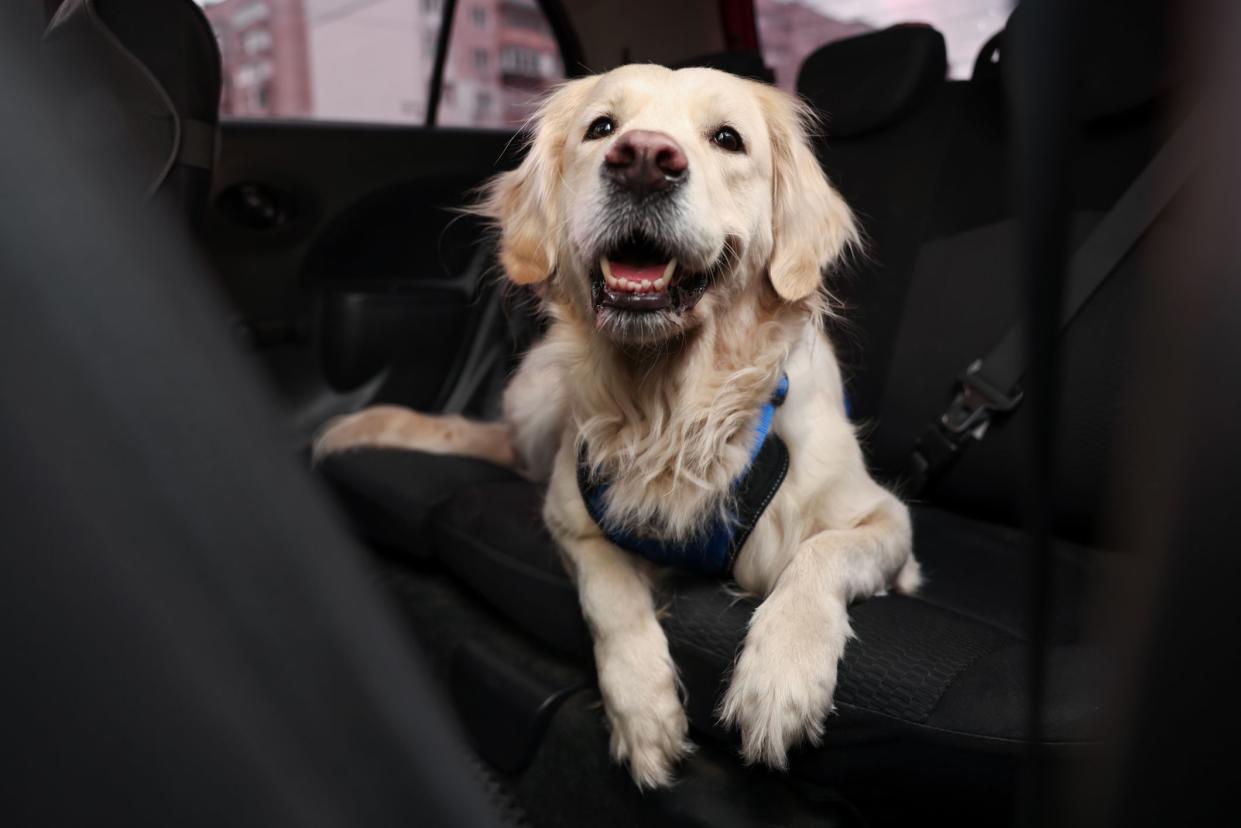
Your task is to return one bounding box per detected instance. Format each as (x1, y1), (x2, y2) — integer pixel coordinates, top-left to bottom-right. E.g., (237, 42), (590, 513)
(318, 9), (1178, 817)
(855, 8), (1174, 541)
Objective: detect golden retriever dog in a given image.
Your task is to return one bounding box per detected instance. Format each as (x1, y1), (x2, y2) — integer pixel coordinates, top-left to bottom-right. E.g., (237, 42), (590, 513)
(314, 64), (920, 788)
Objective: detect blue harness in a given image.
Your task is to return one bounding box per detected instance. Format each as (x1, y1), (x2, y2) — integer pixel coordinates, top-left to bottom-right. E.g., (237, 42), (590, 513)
(576, 375), (790, 575)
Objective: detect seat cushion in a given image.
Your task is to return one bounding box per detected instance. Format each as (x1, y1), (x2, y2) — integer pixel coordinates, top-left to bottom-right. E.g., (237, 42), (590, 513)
(319, 448), (520, 561)
(432, 478), (1100, 751)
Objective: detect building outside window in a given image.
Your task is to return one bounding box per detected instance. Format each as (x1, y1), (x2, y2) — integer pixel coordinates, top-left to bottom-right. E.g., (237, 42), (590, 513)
(200, 0), (561, 127)
(475, 91), (492, 119)
(500, 45), (542, 76)
(242, 28), (272, 54)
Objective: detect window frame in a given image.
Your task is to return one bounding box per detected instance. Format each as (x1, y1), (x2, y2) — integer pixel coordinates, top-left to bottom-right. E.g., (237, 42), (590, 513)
(209, 0), (586, 129)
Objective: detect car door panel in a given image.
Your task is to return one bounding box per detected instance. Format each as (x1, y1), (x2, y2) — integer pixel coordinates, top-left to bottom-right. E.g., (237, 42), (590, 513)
(202, 121), (519, 410)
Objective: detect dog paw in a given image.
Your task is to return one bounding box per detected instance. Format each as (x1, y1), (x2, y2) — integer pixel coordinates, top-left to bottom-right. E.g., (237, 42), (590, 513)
(894, 554), (923, 595)
(607, 692), (693, 789)
(719, 600), (848, 769)
(596, 624), (694, 788)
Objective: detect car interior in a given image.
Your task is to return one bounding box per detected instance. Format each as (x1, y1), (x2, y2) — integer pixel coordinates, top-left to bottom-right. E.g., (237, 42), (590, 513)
(8, 0), (1239, 826)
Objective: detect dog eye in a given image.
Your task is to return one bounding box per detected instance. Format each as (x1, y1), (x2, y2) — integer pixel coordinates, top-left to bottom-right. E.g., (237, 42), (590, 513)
(711, 126), (745, 153)
(584, 116), (615, 141)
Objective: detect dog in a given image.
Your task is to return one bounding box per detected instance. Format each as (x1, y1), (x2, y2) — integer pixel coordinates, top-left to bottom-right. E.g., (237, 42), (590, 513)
(314, 64), (920, 788)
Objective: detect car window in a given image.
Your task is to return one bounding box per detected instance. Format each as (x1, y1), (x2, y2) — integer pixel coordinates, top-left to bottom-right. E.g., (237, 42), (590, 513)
(756, 0), (1010, 90)
(439, 0), (564, 127)
(197, 0), (564, 126)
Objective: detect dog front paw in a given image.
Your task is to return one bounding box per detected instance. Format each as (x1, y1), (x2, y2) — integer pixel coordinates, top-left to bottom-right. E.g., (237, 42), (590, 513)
(719, 600), (848, 769)
(607, 691), (693, 789)
(596, 625), (695, 788)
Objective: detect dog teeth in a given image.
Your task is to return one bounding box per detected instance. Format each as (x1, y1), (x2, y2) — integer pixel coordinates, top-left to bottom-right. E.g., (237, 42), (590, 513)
(601, 257), (618, 288)
(599, 257), (675, 294)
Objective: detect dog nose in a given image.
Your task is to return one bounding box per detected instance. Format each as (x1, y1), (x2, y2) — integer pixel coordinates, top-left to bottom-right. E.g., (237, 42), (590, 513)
(604, 130), (688, 194)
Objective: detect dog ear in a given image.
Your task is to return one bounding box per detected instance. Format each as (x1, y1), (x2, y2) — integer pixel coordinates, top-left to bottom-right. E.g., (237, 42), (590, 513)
(479, 78), (595, 285)
(759, 87), (859, 303)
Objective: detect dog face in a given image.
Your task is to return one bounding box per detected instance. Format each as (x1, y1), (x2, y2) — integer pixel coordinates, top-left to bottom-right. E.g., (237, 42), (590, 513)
(484, 65), (857, 346)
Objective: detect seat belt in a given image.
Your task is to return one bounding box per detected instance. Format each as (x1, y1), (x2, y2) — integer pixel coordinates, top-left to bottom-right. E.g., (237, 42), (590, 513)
(907, 115), (1199, 493)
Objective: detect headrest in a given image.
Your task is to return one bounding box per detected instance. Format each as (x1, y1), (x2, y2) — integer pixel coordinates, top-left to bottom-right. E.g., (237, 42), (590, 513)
(796, 24), (947, 138)
(43, 0), (221, 208)
(89, 0), (222, 127)
(985, 1), (1173, 124)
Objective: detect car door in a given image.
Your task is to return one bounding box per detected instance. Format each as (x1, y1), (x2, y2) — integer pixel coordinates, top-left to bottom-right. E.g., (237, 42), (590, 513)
(195, 0), (576, 426)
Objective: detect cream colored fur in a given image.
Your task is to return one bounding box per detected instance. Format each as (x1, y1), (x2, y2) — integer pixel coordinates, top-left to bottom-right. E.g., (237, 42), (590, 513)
(314, 65), (919, 789)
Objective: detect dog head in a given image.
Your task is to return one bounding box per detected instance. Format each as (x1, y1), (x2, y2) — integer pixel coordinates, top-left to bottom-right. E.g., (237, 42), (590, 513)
(482, 64), (857, 346)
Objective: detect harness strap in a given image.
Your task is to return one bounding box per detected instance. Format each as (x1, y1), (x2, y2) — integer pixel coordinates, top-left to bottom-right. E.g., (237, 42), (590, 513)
(577, 375), (790, 575)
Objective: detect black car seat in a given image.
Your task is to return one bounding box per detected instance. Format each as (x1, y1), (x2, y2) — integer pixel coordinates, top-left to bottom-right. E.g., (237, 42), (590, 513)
(41, 0), (222, 225)
(850, 5), (1176, 542)
(318, 6), (1181, 821)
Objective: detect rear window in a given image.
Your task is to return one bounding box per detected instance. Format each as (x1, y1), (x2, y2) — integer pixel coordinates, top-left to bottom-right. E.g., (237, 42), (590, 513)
(197, 0), (564, 127)
(756, 0), (1010, 90)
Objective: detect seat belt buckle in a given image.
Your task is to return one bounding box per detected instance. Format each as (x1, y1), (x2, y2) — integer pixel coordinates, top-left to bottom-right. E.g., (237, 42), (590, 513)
(906, 360), (1025, 495)
(940, 359), (1024, 439)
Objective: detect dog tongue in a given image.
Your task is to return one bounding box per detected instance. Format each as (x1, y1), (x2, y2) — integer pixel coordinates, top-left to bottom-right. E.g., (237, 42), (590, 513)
(611, 261), (667, 284)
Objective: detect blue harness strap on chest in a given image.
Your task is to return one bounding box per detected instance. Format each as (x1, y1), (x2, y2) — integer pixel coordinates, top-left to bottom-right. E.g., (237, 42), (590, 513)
(576, 374), (791, 576)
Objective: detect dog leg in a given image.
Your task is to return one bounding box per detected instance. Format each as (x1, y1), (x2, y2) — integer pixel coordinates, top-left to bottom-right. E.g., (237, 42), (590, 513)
(544, 449), (693, 788)
(720, 494), (915, 768)
(561, 534), (694, 788)
(312, 405), (515, 467)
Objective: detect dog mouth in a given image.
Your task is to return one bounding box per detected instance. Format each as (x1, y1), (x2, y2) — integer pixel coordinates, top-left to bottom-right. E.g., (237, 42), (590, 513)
(590, 235), (710, 315)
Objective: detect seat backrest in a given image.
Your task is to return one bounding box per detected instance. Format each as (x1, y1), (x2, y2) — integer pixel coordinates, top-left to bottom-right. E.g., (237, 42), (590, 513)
(42, 0), (222, 225)
(796, 24), (957, 428)
(801, 4), (1180, 542)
